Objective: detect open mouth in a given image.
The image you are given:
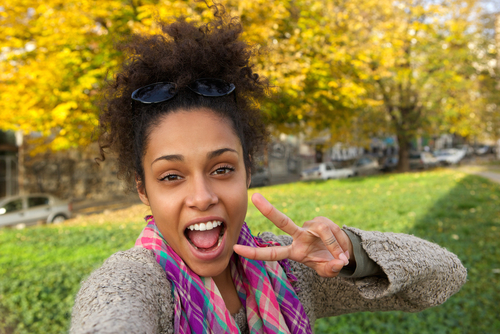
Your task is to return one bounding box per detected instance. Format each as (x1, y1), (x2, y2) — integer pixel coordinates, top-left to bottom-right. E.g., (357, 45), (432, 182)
(185, 220), (226, 252)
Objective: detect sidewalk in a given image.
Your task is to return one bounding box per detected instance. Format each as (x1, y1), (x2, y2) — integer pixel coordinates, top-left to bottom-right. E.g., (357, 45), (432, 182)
(474, 171), (500, 184)
(456, 165), (500, 184)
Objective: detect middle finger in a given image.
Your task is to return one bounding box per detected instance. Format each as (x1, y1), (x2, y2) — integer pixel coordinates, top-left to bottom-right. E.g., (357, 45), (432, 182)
(305, 218), (349, 265)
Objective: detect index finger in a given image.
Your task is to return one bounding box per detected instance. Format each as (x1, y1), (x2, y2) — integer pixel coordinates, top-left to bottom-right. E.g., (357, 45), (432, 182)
(251, 193), (300, 237)
(233, 244), (291, 262)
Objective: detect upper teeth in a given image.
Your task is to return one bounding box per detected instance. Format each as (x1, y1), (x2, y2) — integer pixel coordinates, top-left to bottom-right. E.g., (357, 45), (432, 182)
(187, 221), (222, 231)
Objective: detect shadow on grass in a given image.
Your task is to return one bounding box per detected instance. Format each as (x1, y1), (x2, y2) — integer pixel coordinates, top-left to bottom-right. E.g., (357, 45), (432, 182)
(315, 174), (500, 334)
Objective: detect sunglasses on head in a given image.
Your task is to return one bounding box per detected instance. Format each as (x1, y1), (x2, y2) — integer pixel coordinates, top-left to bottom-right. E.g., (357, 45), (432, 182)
(131, 78), (236, 104)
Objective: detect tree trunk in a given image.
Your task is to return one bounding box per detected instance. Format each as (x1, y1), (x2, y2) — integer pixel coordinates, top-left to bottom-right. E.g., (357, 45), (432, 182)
(397, 132), (411, 172)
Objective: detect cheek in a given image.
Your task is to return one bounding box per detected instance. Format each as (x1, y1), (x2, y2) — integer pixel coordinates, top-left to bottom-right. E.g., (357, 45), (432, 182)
(145, 185), (184, 235)
(223, 182), (248, 221)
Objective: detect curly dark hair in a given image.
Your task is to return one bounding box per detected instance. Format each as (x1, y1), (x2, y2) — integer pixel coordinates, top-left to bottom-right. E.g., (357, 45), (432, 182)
(97, 5), (269, 190)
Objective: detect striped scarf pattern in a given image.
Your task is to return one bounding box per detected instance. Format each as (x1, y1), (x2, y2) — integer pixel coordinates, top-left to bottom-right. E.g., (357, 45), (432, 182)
(135, 215), (312, 334)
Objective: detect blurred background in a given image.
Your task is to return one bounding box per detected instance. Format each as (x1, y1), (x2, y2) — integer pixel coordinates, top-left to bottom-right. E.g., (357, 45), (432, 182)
(1, 0), (500, 199)
(0, 0), (499, 333)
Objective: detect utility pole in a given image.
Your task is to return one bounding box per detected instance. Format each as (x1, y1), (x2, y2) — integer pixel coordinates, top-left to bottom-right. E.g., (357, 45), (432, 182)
(15, 131), (24, 195)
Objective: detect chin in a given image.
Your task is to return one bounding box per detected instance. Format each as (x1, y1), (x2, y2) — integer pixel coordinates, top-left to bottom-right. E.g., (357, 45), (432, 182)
(187, 251), (233, 278)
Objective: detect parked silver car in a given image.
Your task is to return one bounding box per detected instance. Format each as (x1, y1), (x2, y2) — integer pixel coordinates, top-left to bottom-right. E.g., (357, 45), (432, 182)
(0, 194), (72, 227)
(351, 157), (380, 176)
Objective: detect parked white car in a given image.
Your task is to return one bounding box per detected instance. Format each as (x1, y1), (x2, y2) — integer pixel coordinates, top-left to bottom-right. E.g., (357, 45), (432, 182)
(0, 194), (72, 227)
(409, 152), (440, 169)
(301, 162), (354, 181)
(434, 147), (467, 165)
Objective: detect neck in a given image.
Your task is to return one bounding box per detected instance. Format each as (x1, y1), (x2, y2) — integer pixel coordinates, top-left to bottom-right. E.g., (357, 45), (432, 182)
(213, 265), (242, 314)
(212, 265), (232, 287)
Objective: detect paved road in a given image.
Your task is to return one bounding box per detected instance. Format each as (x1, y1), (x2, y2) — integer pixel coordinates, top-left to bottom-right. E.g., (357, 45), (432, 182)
(72, 195), (141, 216)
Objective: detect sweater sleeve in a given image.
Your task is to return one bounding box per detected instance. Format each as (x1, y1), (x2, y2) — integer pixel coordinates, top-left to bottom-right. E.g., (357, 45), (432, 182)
(70, 247), (175, 334)
(258, 227), (467, 324)
(338, 229), (385, 278)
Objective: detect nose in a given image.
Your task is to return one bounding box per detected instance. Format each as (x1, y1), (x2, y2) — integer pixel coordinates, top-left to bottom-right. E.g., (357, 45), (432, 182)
(185, 174), (218, 211)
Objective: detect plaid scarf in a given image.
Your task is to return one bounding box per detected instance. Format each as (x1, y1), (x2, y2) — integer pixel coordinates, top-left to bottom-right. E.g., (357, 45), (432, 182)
(135, 216), (312, 334)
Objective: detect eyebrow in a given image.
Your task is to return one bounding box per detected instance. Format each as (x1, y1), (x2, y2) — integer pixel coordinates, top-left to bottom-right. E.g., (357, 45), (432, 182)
(207, 148), (238, 160)
(151, 148), (238, 166)
(151, 154), (184, 165)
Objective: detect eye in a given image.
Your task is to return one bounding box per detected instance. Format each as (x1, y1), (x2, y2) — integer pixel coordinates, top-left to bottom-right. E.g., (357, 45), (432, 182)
(160, 173), (183, 182)
(212, 165), (235, 175)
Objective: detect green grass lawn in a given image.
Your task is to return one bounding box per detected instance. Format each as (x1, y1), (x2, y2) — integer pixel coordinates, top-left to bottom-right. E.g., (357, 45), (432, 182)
(1, 170), (499, 333)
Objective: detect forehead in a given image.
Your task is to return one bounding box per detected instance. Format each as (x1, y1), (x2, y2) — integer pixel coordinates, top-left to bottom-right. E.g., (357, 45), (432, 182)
(145, 109), (242, 158)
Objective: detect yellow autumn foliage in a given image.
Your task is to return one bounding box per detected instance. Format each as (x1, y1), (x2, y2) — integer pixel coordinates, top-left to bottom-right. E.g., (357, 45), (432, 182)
(0, 0), (493, 155)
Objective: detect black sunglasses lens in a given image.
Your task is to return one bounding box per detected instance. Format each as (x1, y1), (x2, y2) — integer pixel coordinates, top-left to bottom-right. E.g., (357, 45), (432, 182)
(188, 79), (235, 97)
(132, 83), (176, 103)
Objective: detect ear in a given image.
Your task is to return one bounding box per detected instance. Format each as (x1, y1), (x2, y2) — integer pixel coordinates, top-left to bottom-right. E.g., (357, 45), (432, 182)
(136, 174), (150, 206)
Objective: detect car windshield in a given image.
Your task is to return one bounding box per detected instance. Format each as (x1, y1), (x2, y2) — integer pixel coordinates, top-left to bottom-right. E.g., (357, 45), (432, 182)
(0, 199), (23, 214)
(304, 167), (320, 173)
(434, 151), (450, 156)
(356, 158), (369, 166)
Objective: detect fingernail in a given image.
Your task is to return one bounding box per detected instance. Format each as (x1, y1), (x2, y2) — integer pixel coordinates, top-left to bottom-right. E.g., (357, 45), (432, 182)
(344, 251), (350, 260)
(332, 267), (341, 273)
(339, 253), (349, 266)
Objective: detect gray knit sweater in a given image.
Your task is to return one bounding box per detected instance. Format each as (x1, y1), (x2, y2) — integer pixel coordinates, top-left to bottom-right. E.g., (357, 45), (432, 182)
(70, 227), (467, 333)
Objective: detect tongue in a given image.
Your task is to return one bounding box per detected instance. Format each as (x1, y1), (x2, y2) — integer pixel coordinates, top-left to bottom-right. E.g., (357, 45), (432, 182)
(187, 225), (222, 249)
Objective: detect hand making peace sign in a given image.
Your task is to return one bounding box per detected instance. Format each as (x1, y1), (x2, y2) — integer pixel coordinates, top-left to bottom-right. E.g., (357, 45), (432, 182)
(234, 193), (354, 278)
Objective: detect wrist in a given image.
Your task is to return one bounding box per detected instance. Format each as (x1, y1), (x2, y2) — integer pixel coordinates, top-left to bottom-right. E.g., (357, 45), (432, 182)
(341, 229), (355, 261)
(348, 241), (354, 261)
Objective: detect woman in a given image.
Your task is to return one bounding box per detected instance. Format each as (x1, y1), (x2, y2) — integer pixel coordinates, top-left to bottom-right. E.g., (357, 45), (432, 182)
(70, 9), (466, 334)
